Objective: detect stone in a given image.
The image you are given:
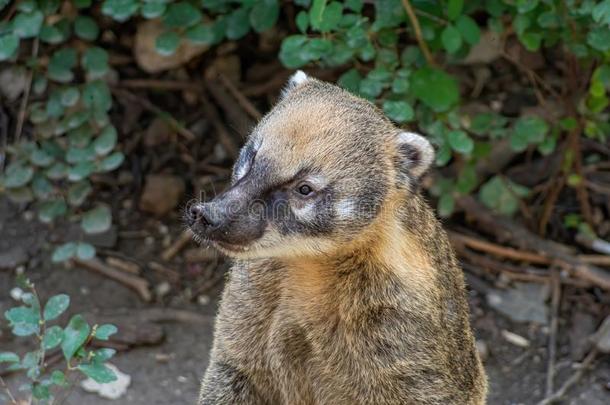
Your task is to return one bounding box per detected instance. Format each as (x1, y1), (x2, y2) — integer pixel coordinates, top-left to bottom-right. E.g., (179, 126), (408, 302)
(134, 20), (209, 74)
(80, 363), (131, 400)
(487, 282), (549, 324)
(0, 66), (27, 101)
(0, 246), (28, 270)
(139, 174), (185, 217)
(144, 117), (173, 147)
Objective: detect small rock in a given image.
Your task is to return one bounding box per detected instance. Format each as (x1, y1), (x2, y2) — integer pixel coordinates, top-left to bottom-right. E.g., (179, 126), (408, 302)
(0, 66), (27, 101)
(198, 295), (211, 306)
(487, 282), (549, 324)
(155, 281), (171, 298)
(144, 117), (173, 147)
(134, 20), (209, 74)
(155, 353), (172, 363)
(0, 246), (28, 270)
(10, 287), (24, 301)
(501, 330), (530, 348)
(139, 174), (185, 217)
(593, 315), (610, 353)
(84, 225), (118, 248)
(461, 31), (502, 65)
(81, 363), (131, 400)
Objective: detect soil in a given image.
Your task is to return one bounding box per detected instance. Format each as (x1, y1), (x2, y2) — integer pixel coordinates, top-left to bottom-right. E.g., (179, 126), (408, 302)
(1, 195), (609, 405)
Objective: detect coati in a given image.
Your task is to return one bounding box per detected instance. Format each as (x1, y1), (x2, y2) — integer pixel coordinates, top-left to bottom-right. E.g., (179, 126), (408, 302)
(186, 71), (488, 405)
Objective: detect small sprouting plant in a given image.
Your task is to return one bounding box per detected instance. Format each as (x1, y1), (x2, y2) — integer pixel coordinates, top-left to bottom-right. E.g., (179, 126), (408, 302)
(0, 279), (118, 404)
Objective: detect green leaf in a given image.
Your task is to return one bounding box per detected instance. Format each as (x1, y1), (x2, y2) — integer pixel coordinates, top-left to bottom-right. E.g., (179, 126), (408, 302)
(345, 0), (362, 12)
(52, 242), (77, 262)
(46, 162), (68, 180)
(0, 352), (20, 363)
(338, 68), (362, 93)
(383, 100), (414, 123)
(32, 383), (50, 400)
(44, 294), (70, 321)
(82, 47), (109, 78)
(516, 0), (538, 13)
(61, 315), (91, 361)
(447, 130), (474, 155)
(13, 11), (44, 38)
(441, 24), (462, 53)
(279, 35), (309, 68)
(61, 87), (80, 107)
(42, 326), (64, 350)
(31, 175), (53, 198)
(155, 31), (180, 56)
(5, 306), (40, 336)
(68, 181), (92, 206)
(74, 16), (99, 41)
(99, 151), (125, 172)
(76, 242), (96, 260)
(4, 162), (34, 188)
(510, 116), (548, 151)
(520, 32), (541, 51)
(40, 22), (69, 44)
(78, 363), (117, 383)
(52, 370), (68, 386)
(141, 1), (166, 18)
(186, 23), (216, 44)
(309, 0), (327, 30)
(479, 176), (529, 216)
(593, 0), (610, 25)
(588, 27), (610, 52)
(0, 33), (19, 61)
(81, 204), (112, 234)
(438, 193), (455, 217)
(102, 0), (139, 22)
(164, 2), (202, 28)
(226, 8), (250, 40)
(38, 198), (67, 223)
(82, 80), (112, 112)
(250, 0), (279, 33)
(359, 77), (384, 99)
(95, 324), (118, 340)
(68, 161), (95, 182)
(296, 10), (309, 33)
(446, 0), (463, 21)
(411, 67), (460, 112)
(48, 48), (77, 83)
(318, 1), (342, 33)
(93, 348), (116, 362)
(455, 15), (480, 45)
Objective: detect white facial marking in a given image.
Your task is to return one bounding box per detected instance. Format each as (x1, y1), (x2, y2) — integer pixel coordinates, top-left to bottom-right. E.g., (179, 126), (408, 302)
(335, 198), (357, 220)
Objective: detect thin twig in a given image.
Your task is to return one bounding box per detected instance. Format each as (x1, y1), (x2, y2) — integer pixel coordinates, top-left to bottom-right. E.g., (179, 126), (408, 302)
(73, 258), (152, 302)
(161, 229), (194, 261)
(537, 349), (598, 405)
(111, 88), (196, 142)
(15, 38), (39, 142)
(545, 270), (561, 397)
(448, 231), (551, 265)
(401, 0), (436, 67)
(0, 375), (18, 404)
(217, 73), (263, 120)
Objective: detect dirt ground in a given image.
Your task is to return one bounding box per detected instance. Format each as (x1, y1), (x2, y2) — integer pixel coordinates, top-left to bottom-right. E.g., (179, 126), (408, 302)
(1, 196), (609, 405)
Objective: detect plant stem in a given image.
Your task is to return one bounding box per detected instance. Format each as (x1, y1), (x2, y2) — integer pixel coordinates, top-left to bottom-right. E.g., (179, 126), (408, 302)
(0, 375), (18, 404)
(14, 38), (39, 142)
(400, 0), (437, 67)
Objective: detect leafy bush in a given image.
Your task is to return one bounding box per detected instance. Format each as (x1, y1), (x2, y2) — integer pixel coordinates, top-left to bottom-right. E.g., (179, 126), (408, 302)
(1, 279), (118, 403)
(1, 0), (609, 252)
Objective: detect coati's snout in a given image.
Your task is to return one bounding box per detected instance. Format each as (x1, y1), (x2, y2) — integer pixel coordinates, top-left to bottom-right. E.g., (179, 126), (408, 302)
(186, 183), (267, 252)
(187, 71), (435, 258)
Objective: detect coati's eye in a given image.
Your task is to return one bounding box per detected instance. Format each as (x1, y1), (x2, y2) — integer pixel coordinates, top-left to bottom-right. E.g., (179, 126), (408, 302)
(297, 183), (313, 196)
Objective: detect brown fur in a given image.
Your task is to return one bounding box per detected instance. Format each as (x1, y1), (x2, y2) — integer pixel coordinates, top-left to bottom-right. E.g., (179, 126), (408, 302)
(196, 74), (487, 404)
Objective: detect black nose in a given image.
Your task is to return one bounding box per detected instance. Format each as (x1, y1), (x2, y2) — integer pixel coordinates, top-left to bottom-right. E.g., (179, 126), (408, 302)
(188, 204), (211, 227)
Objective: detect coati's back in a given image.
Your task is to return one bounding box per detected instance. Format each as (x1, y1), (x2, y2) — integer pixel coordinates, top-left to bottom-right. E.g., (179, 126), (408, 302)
(187, 71), (487, 404)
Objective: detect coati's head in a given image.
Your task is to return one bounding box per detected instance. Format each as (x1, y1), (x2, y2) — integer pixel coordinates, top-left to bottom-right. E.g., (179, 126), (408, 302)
(186, 71), (434, 259)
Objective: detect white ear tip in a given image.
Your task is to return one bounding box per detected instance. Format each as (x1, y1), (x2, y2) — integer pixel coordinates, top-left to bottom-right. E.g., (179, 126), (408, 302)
(289, 70), (309, 86)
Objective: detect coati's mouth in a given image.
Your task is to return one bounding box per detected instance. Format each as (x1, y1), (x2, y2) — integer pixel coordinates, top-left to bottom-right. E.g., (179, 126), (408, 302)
(213, 240), (251, 253)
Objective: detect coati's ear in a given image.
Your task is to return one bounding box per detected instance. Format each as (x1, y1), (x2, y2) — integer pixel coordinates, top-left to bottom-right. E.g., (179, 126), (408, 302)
(395, 132), (435, 181)
(280, 70), (310, 99)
